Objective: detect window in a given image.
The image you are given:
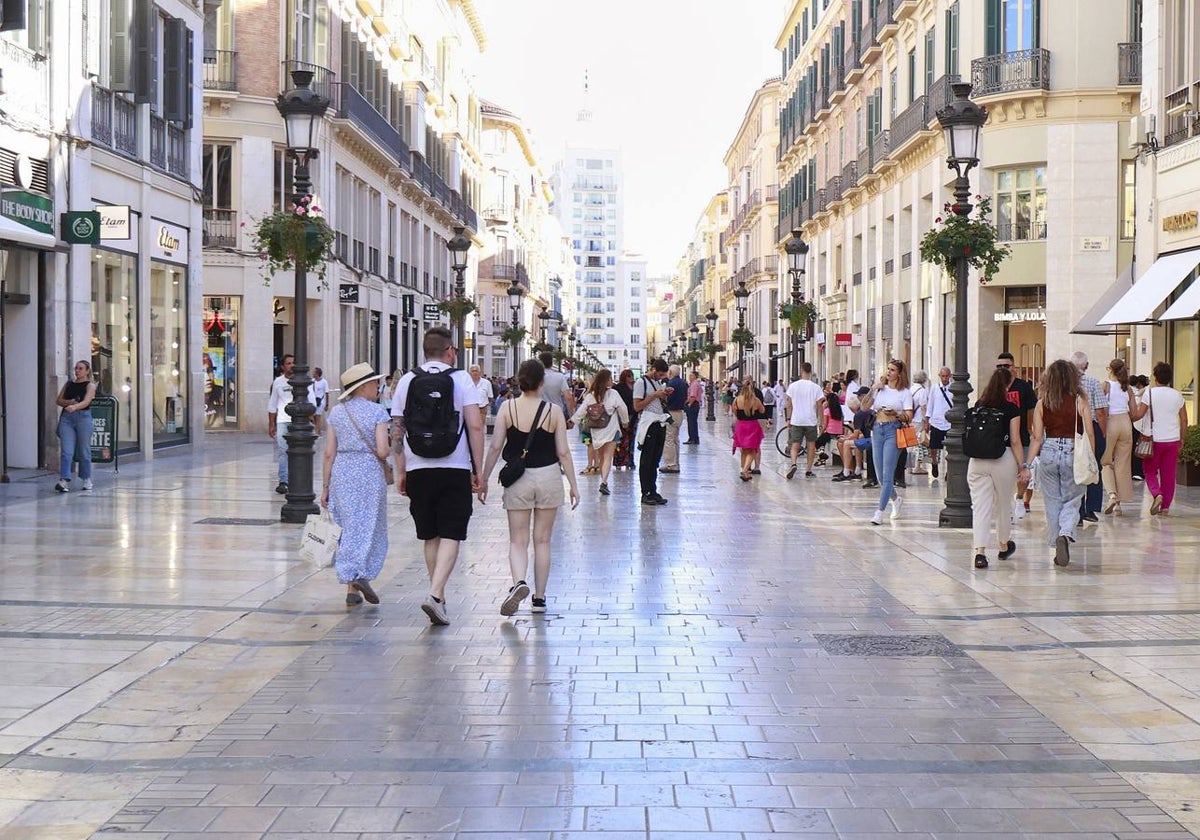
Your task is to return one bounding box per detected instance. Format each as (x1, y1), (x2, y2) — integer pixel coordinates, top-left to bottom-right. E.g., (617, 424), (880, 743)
(272, 148), (295, 212)
(986, 0), (1039, 55)
(945, 3), (959, 75)
(630, 302), (641, 312)
(630, 318), (641, 327)
(202, 143), (233, 209)
(994, 166), (1047, 241)
(1121, 160), (1135, 239)
(907, 50), (916, 104)
(924, 29), (936, 92)
(889, 69), (898, 120)
(606, 287), (615, 297)
(629, 334), (640, 344)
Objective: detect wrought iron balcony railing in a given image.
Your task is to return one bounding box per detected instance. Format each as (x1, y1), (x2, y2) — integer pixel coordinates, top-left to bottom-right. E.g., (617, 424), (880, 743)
(203, 49), (237, 91)
(1118, 42), (1142, 86)
(203, 208), (237, 247)
(971, 49), (1051, 97)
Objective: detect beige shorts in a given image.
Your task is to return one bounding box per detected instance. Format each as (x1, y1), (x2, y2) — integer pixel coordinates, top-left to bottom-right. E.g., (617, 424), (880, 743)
(502, 464), (565, 510)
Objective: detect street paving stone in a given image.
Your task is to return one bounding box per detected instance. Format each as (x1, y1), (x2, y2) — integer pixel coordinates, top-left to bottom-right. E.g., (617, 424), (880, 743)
(0, 431), (1199, 837)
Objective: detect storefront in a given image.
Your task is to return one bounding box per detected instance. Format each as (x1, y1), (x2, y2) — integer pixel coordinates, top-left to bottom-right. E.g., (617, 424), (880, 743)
(91, 210), (141, 453)
(149, 221), (191, 447)
(997, 286), (1046, 383)
(202, 295), (240, 430)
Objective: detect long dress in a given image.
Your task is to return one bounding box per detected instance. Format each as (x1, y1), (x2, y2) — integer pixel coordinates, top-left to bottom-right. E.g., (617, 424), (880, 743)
(327, 397), (391, 583)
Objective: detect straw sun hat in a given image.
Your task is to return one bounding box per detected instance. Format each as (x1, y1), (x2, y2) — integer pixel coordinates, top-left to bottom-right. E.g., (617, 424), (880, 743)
(338, 362), (384, 401)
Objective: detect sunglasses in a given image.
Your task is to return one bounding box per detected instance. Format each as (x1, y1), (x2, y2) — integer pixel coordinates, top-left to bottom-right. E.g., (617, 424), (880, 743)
(996, 362), (1013, 369)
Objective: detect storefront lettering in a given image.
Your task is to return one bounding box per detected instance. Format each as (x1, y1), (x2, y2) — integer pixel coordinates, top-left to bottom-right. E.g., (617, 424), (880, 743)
(994, 310), (1047, 323)
(1, 189), (55, 234)
(158, 226), (181, 253)
(1162, 211), (1198, 232)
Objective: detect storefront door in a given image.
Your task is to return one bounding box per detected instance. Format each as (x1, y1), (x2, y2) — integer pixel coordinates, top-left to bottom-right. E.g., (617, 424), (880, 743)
(202, 296), (240, 429)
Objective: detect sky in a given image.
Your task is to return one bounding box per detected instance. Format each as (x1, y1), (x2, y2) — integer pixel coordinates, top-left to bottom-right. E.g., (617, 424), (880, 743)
(473, 0), (783, 276)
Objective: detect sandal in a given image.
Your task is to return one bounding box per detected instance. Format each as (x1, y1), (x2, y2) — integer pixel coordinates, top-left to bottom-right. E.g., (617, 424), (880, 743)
(739, 471), (751, 482)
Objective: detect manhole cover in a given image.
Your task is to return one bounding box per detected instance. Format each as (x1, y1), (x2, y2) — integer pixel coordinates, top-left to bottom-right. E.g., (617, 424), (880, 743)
(194, 517), (279, 526)
(813, 633), (965, 657)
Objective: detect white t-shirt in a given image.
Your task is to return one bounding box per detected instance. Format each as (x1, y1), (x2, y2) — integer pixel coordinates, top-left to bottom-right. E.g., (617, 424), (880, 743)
(786, 378), (825, 426)
(1140, 386), (1187, 442)
(910, 384), (929, 425)
(871, 384), (915, 415)
(543, 368), (571, 413)
(472, 376), (493, 408)
(928, 380), (953, 431)
(633, 375), (667, 414)
(267, 375), (313, 424)
(772, 382), (786, 408)
(391, 361), (476, 471)
(845, 379), (861, 411)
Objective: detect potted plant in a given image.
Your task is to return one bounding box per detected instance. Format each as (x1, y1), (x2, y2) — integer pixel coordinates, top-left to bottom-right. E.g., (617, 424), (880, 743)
(731, 327), (755, 348)
(500, 325), (528, 347)
(919, 196), (1012, 284)
(250, 195), (336, 285)
(779, 301), (819, 335)
(702, 341), (725, 360)
(1179, 424), (1200, 486)
(436, 294), (476, 321)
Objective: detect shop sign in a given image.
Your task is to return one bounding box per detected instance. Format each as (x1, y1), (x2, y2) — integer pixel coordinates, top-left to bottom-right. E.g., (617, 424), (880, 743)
(1, 189), (54, 235)
(994, 309), (1046, 323)
(402, 294), (414, 318)
(97, 205), (132, 240)
(150, 220), (189, 263)
(463, 337), (474, 349)
(61, 211), (101, 245)
(338, 283), (360, 303)
(814, 332), (826, 345)
(422, 303), (442, 320)
(88, 396), (119, 464)
(1163, 211), (1198, 233)
(834, 332), (853, 347)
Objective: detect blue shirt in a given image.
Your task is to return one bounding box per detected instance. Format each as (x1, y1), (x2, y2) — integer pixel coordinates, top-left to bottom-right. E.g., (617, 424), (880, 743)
(665, 376), (688, 410)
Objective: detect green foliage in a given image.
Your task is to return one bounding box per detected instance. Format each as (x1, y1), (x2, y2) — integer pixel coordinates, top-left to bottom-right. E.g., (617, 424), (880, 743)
(436, 295), (477, 320)
(531, 342), (554, 354)
(731, 327), (755, 347)
(501, 325), (528, 347)
(780, 300), (820, 334)
(250, 197), (336, 285)
(918, 196), (1012, 283)
(1180, 425), (1200, 466)
(702, 342), (724, 360)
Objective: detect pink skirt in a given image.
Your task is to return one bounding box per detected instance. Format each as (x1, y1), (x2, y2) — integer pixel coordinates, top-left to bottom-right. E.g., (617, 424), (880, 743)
(732, 418), (764, 451)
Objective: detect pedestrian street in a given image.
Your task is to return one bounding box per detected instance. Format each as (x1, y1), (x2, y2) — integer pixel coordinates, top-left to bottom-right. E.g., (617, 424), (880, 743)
(1, 428), (1200, 838)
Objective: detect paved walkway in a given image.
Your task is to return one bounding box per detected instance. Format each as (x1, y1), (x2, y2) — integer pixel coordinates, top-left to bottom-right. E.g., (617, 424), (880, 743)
(1, 424), (1200, 839)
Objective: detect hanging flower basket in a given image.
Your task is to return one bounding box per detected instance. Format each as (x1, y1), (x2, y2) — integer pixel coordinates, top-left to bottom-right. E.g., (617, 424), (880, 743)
(531, 341), (554, 354)
(731, 327), (755, 347)
(436, 295), (476, 320)
(501, 325), (528, 347)
(919, 197), (1012, 284)
(780, 300), (819, 334)
(702, 342), (724, 360)
(250, 196), (335, 284)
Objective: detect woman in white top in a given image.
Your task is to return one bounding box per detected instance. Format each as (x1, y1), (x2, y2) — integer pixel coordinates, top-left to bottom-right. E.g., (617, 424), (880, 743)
(859, 359), (915, 525)
(570, 368), (630, 496)
(1130, 361), (1189, 516)
(1100, 359), (1137, 515)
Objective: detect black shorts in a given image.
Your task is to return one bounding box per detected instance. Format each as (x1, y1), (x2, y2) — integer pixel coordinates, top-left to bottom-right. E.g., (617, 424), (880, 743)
(406, 468), (473, 541)
(928, 427), (947, 450)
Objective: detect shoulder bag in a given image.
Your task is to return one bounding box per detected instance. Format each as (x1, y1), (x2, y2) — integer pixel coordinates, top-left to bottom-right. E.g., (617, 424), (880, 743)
(1134, 388), (1155, 459)
(1073, 397), (1100, 486)
(342, 402), (394, 485)
(499, 401), (547, 488)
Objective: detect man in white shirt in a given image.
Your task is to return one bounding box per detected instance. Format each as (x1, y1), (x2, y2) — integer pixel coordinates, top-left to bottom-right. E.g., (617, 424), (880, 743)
(784, 362), (827, 480)
(392, 327), (485, 626)
(925, 366), (953, 481)
(633, 359), (673, 505)
(903, 371), (930, 479)
(266, 354), (313, 495)
(311, 367), (330, 436)
(468, 364), (493, 408)
(539, 351), (576, 422)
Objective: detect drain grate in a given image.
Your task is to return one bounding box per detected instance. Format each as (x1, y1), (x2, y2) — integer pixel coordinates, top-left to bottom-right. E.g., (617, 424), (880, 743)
(813, 633), (965, 657)
(194, 517), (279, 526)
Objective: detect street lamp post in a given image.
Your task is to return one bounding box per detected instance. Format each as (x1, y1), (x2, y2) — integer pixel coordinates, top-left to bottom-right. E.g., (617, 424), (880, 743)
(275, 69), (329, 525)
(936, 81), (989, 529)
(507, 279), (524, 376)
(447, 227), (472, 352)
(784, 230), (809, 382)
(734, 281), (750, 376)
(537, 306), (549, 347)
(705, 306), (718, 422)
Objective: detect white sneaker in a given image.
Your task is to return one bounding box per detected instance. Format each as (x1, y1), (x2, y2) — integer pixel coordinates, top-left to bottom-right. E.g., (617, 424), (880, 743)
(421, 595), (450, 626)
(54, 480), (69, 493)
(82, 479), (93, 491)
(870, 510), (884, 526)
(1011, 503), (1027, 522)
(890, 495), (903, 520)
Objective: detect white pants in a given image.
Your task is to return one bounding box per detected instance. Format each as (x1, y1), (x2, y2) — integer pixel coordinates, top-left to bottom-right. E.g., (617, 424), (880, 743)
(967, 453), (1017, 553)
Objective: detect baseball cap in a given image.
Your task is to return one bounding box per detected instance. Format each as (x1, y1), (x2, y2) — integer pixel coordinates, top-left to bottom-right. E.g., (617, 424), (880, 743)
(855, 386), (870, 396)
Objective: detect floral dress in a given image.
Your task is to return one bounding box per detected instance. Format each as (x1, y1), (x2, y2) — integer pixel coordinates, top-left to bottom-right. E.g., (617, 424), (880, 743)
(327, 397), (391, 583)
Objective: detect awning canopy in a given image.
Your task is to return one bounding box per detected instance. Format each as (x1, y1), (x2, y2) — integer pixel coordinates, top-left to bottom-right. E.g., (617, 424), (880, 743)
(1072, 266), (1134, 335)
(1160, 276), (1200, 320)
(1098, 249), (1200, 325)
(0, 215), (57, 250)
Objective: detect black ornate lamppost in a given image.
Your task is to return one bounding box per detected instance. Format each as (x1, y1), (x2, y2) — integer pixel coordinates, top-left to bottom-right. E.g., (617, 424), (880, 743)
(537, 306), (549, 346)
(734, 280), (750, 376)
(936, 82), (988, 529)
(447, 226), (472, 351)
(275, 69), (329, 524)
(689, 324), (700, 359)
(784, 230), (809, 382)
(507, 278), (524, 375)
(705, 306), (718, 421)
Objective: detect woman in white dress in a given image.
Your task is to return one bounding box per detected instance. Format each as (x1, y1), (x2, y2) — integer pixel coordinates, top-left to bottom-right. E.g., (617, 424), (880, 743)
(570, 368), (629, 496)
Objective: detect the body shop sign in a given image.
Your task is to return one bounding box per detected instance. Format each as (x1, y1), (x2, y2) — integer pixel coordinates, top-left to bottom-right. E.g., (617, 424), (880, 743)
(1, 190), (54, 235)
(150, 220), (188, 263)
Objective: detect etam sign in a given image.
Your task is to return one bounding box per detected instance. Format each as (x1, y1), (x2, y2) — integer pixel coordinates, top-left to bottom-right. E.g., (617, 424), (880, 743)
(150, 220), (189, 264)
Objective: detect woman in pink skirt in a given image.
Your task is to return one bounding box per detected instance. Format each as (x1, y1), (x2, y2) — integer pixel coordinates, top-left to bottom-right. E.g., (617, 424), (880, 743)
(732, 376), (766, 481)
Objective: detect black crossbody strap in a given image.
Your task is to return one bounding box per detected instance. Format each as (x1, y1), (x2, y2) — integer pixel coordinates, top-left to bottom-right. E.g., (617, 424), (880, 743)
(518, 401), (547, 462)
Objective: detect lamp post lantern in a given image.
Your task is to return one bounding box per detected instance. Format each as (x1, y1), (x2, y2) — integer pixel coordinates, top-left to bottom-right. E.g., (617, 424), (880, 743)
(446, 226), (472, 352)
(936, 81), (988, 529)
(275, 68), (329, 524)
(784, 230), (809, 382)
(705, 306), (718, 422)
(507, 279), (524, 376)
(537, 306), (549, 346)
(734, 280), (750, 376)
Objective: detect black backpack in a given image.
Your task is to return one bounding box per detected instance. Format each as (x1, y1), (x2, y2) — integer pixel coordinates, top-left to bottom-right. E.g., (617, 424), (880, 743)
(962, 405), (1010, 459)
(403, 367), (463, 459)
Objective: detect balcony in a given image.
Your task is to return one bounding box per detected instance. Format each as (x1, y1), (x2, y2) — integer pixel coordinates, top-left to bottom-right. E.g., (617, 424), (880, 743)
(0, 36), (48, 122)
(826, 175), (843, 206)
(996, 221), (1048, 243)
(861, 20), (881, 63)
(203, 209), (237, 247)
(856, 146), (874, 183)
(114, 94), (139, 157)
(894, 0), (919, 20)
(816, 189), (828, 215)
(971, 49), (1051, 97)
(91, 86), (113, 147)
(1163, 86), (1196, 147)
(870, 129), (892, 172)
(203, 49), (237, 92)
(149, 116), (187, 178)
(280, 60), (336, 102)
(891, 94), (929, 153)
(333, 83), (409, 166)
(841, 160), (859, 193)
(844, 39), (864, 84)
(1118, 42), (1142, 86)
(875, 0), (899, 38)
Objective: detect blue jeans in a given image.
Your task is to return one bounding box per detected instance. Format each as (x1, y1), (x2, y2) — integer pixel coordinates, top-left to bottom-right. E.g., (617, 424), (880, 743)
(58, 410), (94, 481)
(872, 420), (903, 511)
(276, 422), (290, 483)
(1039, 438), (1086, 546)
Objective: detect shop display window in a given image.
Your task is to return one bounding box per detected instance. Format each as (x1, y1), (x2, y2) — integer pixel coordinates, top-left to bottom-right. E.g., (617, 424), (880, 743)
(91, 251), (140, 452)
(202, 296), (240, 429)
(151, 262), (188, 445)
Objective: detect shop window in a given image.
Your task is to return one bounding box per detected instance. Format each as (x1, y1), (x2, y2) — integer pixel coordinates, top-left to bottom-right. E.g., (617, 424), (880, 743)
(91, 251), (140, 451)
(1121, 160), (1135, 239)
(995, 167), (1047, 241)
(203, 296), (239, 429)
(151, 262), (188, 445)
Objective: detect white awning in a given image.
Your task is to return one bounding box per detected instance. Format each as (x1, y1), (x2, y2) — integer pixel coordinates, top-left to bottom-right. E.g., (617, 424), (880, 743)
(0, 214), (56, 250)
(1098, 248), (1200, 325)
(1160, 276), (1200, 320)
(1072, 266), (1133, 335)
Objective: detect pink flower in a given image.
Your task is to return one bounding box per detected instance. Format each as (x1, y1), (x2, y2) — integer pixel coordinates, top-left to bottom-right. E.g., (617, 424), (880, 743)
(295, 206), (307, 215)
(935, 217), (942, 223)
(239, 221), (245, 227)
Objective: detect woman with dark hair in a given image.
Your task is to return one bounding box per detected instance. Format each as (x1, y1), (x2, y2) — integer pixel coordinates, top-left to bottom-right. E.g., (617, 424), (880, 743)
(966, 367), (1028, 569)
(480, 360), (580, 616)
(1026, 359), (1094, 566)
(815, 381), (845, 465)
(1131, 361), (1189, 516)
(570, 368), (629, 495)
(732, 376), (766, 481)
(613, 369), (637, 470)
(54, 360), (98, 493)
(860, 359), (913, 524)
(1100, 358), (1137, 515)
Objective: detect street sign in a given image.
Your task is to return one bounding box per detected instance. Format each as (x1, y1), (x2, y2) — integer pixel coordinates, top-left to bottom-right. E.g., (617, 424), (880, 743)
(61, 211), (101, 244)
(422, 303), (442, 320)
(88, 395), (119, 468)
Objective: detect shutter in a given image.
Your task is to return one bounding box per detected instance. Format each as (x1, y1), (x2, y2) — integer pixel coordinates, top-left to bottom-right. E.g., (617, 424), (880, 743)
(985, 0), (1001, 55)
(163, 18), (185, 123)
(924, 29), (935, 91)
(284, 0), (294, 60)
(110, 0), (133, 91)
(184, 25), (193, 127)
(1031, 0), (1040, 48)
(0, 0), (25, 32)
(314, 1), (328, 70)
(132, 0), (158, 105)
(882, 303), (894, 338)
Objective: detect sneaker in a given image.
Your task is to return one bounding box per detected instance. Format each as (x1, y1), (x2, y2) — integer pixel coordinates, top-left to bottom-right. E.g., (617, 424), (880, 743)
(894, 480), (907, 489)
(890, 495), (903, 520)
(1151, 494), (1163, 516)
(831, 473), (850, 482)
(275, 482), (289, 495)
(848, 472), (862, 480)
(1081, 511), (1099, 523)
(786, 464), (797, 480)
(599, 482), (610, 495)
(53, 480), (69, 493)
(974, 554), (989, 569)
(863, 480), (880, 489)
(805, 470), (815, 478)
(999, 540), (1017, 560)
(530, 596), (547, 613)
(351, 578), (380, 605)
(659, 466), (680, 474)
(421, 595), (450, 626)
(641, 493), (660, 506)
(870, 510), (884, 526)
(1132, 474), (1144, 482)
(81, 479), (93, 491)
(500, 581), (530, 617)
(649, 493), (668, 506)
(1011, 503), (1027, 521)
(1053, 535), (1070, 567)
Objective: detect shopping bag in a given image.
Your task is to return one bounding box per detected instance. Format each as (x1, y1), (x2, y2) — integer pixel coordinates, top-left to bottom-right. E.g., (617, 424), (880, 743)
(1073, 405), (1099, 486)
(300, 510), (341, 567)
(895, 424), (919, 449)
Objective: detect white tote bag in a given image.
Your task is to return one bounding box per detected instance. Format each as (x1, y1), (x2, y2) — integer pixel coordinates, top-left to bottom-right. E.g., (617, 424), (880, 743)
(300, 510), (341, 567)
(1073, 398), (1099, 486)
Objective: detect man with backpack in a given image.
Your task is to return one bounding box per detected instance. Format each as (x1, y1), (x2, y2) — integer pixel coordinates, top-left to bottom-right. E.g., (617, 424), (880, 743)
(633, 358), (673, 505)
(391, 326), (485, 626)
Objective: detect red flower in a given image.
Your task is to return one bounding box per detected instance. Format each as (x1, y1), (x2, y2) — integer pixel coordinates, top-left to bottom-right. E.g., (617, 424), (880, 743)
(935, 217), (942, 223)
(964, 246), (971, 254)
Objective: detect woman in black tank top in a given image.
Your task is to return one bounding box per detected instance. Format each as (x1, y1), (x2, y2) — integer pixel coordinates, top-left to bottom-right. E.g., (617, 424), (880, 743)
(54, 360), (99, 493)
(480, 359), (581, 617)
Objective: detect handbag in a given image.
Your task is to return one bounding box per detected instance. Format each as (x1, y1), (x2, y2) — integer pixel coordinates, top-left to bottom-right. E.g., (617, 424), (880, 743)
(342, 402), (394, 485)
(499, 401), (547, 488)
(1134, 387), (1155, 459)
(300, 509), (341, 568)
(1073, 398), (1100, 486)
(895, 424), (919, 449)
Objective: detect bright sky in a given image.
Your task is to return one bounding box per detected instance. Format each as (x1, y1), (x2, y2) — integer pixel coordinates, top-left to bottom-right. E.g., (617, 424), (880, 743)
(473, 0), (782, 276)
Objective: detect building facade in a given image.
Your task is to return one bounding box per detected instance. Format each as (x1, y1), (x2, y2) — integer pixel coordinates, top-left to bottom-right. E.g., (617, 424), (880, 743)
(672, 193), (728, 370)
(1, 0), (205, 469)
(200, 0), (482, 434)
(776, 0), (1139, 386)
